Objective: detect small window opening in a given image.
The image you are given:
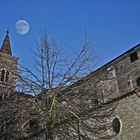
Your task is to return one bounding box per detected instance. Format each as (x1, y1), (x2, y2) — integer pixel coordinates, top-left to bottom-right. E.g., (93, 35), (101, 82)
(29, 119), (39, 131)
(130, 52), (138, 62)
(93, 98), (99, 105)
(5, 71), (9, 82)
(107, 66), (116, 79)
(112, 118), (121, 134)
(1, 70), (5, 82)
(0, 96), (2, 102)
(136, 77), (140, 86)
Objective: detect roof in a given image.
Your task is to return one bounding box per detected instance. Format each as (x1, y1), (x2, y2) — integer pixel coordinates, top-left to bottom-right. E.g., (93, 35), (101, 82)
(1, 31), (12, 55)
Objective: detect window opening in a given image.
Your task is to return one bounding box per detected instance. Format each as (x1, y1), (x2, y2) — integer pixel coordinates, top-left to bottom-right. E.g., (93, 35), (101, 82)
(29, 119), (39, 131)
(136, 77), (140, 86)
(112, 118), (121, 134)
(1, 70), (5, 82)
(0, 96), (2, 102)
(5, 71), (9, 82)
(107, 66), (116, 79)
(130, 52), (138, 62)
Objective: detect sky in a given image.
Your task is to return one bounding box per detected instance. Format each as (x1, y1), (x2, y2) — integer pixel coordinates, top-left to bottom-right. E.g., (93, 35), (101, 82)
(0, 0), (140, 69)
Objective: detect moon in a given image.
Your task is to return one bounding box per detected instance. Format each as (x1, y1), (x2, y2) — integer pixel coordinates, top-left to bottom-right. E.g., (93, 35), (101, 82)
(16, 20), (29, 35)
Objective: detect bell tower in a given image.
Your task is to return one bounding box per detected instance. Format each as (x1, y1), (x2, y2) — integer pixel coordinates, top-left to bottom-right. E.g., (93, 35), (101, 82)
(0, 31), (18, 94)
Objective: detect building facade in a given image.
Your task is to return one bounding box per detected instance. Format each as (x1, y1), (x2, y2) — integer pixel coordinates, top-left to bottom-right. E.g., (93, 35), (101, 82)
(68, 43), (140, 139)
(0, 32), (140, 139)
(0, 32), (47, 140)
(0, 31), (18, 94)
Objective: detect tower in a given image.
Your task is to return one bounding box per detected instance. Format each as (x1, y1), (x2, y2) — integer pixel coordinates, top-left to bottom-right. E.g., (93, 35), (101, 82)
(0, 31), (18, 93)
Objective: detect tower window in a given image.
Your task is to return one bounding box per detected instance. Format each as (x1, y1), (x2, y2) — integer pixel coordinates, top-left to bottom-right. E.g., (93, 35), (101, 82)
(5, 71), (9, 82)
(0, 70), (10, 82)
(1, 70), (5, 82)
(130, 52), (138, 62)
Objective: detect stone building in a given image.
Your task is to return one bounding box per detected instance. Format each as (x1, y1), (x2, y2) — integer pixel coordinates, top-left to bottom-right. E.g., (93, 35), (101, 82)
(67, 43), (140, 140)
(0, 31), (18, 93)
(0, 32), (46, 140)
(0, 31), (140, 139)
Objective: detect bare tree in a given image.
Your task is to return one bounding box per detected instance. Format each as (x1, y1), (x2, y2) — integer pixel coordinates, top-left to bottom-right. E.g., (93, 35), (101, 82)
(0, 31), (116, 140)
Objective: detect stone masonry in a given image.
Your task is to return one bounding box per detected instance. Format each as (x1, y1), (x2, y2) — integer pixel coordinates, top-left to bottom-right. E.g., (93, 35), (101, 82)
(66, 43), (140, 139)
(0, 31), (140, 139)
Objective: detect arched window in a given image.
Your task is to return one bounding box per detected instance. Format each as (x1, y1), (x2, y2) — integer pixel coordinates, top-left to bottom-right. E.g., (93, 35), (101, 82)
(112, 118), (121, 134)
(136, 77), (140, 86)
(1, 70), (5, 82)
(5, 71), (9, 82)
(0, 70), (10, 82)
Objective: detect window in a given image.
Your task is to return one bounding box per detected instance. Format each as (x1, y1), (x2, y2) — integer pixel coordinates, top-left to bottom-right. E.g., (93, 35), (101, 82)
(112, 118), (121, 134)
(130, 52), (138, 62)
(0, 96), (2, 102)
(1, 70), (5, 82)
(136, 77), (140, 86)
(0, 70), (10, 82)
(107, 66), (116, 79)
(29, 119), (39, 131)
(5, 71), (9, 82)
(93, 98), (99, 105)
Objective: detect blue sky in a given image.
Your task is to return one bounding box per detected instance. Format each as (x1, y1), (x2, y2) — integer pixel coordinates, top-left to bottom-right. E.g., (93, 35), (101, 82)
(0, 0), (140, 69)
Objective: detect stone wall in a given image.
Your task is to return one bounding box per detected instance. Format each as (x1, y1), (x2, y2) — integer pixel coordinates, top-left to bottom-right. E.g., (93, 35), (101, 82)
(1, 41), (140, 139)
(114, 93), (140, 140)
(0, 92), (47, 140)
(67, 44), (140, 103)
(61, 44), (140, 139)
(0, 52), (18, 93)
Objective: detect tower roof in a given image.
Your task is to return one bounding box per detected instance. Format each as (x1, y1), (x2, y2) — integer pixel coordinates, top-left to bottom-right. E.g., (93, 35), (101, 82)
(1, 31), (12, 55)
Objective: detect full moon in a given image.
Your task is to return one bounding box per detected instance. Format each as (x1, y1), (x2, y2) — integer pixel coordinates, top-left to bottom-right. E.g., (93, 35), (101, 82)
(16, 20), (29, 35)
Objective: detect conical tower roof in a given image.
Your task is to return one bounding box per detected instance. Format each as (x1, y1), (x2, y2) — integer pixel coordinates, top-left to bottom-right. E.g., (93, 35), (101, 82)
(1, 31), (12, 55)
